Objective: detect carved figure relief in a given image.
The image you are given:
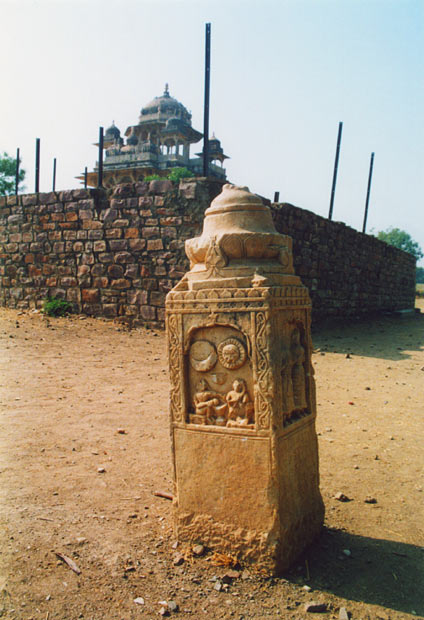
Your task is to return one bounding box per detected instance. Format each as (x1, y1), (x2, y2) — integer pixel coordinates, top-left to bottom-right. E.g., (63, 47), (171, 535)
(280, 325), (310, 426)
(226, 379), (254, 428)
(192, 379), (227, 425)
(187, 326), (255, 429)
(291, 328), (307, 411)
(281, 344), (295, 420)
(204, 236), (227, 278)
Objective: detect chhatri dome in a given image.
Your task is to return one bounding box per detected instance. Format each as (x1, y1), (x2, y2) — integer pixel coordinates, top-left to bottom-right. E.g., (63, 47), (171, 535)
(79, 84), (229, 188)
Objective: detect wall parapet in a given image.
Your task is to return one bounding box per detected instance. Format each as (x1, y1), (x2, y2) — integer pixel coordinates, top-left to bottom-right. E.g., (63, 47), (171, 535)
(0, 181), (416, 325)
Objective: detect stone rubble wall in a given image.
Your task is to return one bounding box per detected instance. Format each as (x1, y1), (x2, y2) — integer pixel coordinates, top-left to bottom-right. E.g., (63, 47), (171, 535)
(272, 202), (416, 320)
(0, 180), (416, 325)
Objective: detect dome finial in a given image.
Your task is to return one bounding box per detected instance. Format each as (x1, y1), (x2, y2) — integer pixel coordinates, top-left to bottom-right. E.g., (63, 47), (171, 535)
(164, 83), (169, 96)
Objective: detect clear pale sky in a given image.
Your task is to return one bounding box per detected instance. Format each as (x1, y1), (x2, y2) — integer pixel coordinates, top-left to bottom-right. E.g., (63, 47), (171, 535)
(1, 0), (423, 265)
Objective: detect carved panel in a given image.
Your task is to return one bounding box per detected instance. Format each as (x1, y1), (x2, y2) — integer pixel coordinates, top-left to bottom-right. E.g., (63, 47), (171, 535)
(167, 313), (184, 423)
(253, 312), (273, 430)
(186, 325), (254, 429)
(280, 321), (313, 427)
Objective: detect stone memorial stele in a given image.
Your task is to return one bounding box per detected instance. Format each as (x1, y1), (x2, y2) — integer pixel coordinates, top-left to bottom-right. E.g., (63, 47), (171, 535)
(165, 184), (324, 573)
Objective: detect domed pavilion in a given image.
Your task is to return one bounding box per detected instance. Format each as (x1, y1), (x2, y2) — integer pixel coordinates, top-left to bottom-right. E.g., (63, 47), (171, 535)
(79, 84), (229, 188)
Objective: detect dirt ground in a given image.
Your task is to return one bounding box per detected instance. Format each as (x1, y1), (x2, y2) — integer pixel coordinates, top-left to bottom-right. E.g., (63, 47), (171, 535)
(0, 301), (423, 620)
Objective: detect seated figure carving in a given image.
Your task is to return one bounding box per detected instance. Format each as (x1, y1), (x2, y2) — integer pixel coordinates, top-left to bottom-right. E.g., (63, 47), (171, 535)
(226, 379), (254, 427)
(192, 379), (227, 425)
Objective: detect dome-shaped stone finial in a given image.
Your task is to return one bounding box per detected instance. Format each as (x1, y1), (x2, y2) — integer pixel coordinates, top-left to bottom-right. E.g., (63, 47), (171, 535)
(184, 183), (295, 289)
(164, 83), (170, 96)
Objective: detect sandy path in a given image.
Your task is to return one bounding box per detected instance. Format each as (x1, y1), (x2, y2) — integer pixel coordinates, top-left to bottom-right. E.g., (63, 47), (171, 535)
(0, 302), (423, 619)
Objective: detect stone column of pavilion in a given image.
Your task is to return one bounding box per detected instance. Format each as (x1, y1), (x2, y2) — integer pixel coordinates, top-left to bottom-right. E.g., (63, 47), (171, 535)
(165, 184), (324, 574)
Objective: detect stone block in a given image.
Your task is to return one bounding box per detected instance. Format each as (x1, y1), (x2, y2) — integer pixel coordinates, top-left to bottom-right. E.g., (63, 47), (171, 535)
(82, 288), (100, 303)
(102, 303), (118, 317)
(82, 220), (103, 230)
(67, 288), (81, 303)
(129, 238), (146, 251)
(114, 251), (132, 263)
(150, 291), (166, 306)
(127, 290), (148, 305)
(8, 214), (24, 225)
(140, 305), (156, 320)
(149, 179), (173, 194)
(124, 264), (138, 279)
(107, 264), (124, 278)
(106, 228), (123, 239)
(63, 231), (77, 241)
(142, 278), (157, 290)
(60, 277), (77, 287)
(142, 226), (160, 239)
(93, 277), (109, 288)
(99, 252), (114, 263)
(161, 226), (177, 239)
(178, 180), (197, 199)
(52, 242), (65, 254)
(160, 217), (182, 226)
(111, 278), (131, 289)
(124, 228), (139, 239)
(22, 194), (38, 207)
(88, 230), (104, 240)
(112, 183), (134, 197)
(38, 192), (58, 205)
(147, 239), (163, 251)
(90, 264), (105, 277)
(135, 182), (149, 195)
(93, 240), (107, 252)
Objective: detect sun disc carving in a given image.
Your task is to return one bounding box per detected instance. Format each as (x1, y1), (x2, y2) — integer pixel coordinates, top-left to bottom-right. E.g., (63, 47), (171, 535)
(217, 338), (247, 370)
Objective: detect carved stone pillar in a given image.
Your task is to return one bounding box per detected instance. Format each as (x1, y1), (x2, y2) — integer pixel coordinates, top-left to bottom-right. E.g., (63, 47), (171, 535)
(166, 184), (324, 574)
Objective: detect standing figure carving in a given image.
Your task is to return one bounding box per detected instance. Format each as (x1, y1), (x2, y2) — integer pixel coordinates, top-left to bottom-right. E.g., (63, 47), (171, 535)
(290, 328), (307, 412)
(281, 344), (295, 423)
(226, 378), (254, 427)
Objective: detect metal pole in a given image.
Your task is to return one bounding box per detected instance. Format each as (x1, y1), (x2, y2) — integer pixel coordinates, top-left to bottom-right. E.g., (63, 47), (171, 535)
(274, 191), (280, 203)
(15, 148), (20, 195)
(328, 121), (343, 220)
(52, 158), (57, 191)
(362, 152), (375, 234)
(98, 127), (104, 188)
(84, 167), (88, 189)
(35, 138), (40, 193)
(203, 23), (211, 177)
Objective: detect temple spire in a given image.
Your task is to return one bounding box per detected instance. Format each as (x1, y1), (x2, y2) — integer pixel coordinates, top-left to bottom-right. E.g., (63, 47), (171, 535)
(164, 83), (170, 96)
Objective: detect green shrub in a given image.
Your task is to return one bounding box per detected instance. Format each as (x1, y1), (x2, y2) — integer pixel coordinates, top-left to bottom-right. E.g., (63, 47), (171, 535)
(42, 297), (74, 317)
(167, 167), (194, 182)
(144, 174), (161, 181)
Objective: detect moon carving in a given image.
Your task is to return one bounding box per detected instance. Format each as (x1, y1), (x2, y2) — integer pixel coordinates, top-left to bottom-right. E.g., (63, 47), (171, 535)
(217, 338), (247, 370)
(189, 340), (218, 372)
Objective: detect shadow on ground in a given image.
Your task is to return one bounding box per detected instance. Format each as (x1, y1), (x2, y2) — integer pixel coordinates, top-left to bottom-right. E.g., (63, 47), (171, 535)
(312, 308), (424, 361)
(285, 527), (424, 616)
